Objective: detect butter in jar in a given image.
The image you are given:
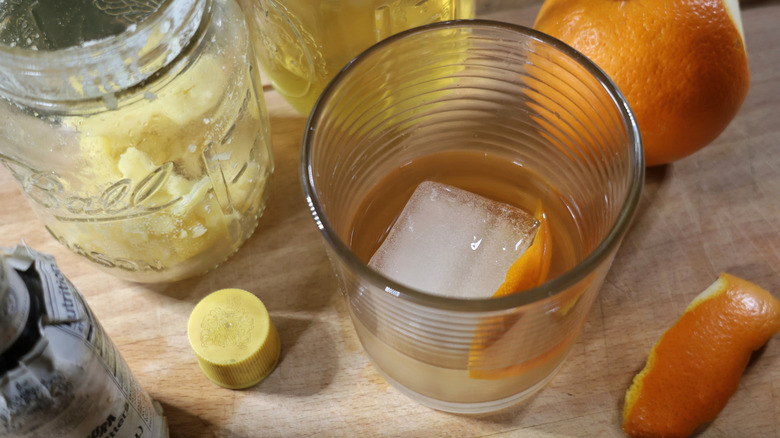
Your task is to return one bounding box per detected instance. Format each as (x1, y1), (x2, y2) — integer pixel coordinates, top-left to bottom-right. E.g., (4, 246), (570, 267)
(0, 0), (274, 282)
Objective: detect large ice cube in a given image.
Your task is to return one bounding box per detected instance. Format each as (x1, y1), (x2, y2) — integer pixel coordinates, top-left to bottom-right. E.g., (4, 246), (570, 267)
(369, 181), (539, 299)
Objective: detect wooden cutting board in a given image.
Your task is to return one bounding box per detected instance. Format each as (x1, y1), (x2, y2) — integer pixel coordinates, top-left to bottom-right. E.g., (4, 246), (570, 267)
(1, 2), (778, 436)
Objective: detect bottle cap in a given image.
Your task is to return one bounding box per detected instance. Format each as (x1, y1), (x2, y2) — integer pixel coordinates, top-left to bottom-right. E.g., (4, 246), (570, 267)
(187, 288), (280, 389)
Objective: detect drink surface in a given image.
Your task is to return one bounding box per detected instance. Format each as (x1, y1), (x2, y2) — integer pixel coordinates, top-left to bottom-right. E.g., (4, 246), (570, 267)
(0, 0), (163, 50)
(247, 0), (476, 113)
(350, 149), (583, 283)
(367, 180), (541, 299)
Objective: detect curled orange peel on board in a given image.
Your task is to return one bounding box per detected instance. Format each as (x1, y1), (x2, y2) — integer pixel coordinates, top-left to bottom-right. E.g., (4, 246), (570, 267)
(623, 273), (780, 438)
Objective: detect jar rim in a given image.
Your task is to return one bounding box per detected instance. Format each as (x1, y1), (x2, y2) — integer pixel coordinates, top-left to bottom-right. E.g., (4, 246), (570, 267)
(0, 0), (207, 106)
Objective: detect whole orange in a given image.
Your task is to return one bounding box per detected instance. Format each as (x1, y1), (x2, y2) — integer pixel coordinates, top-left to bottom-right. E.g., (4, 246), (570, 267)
(534, 0), (750, 166)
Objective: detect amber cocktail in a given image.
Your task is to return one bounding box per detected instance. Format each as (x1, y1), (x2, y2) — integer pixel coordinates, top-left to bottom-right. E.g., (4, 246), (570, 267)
(302, 20), (643, 413)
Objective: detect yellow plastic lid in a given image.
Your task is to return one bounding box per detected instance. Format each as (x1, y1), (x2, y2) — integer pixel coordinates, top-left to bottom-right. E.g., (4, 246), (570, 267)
(187, 288), (280, 389)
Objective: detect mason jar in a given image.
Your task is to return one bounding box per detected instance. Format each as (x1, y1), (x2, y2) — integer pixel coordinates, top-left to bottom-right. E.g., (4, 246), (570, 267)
(0, 0), (274, 282)
(241, 0), (476, 114)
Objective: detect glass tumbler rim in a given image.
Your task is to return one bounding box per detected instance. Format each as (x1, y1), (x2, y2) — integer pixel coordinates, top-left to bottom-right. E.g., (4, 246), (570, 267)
(301, 19), (644, 312)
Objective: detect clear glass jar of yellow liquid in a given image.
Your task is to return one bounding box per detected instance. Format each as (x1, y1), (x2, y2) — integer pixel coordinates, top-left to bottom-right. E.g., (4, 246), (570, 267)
(0, 0), (274, 282)
(242, 0), (475, 114)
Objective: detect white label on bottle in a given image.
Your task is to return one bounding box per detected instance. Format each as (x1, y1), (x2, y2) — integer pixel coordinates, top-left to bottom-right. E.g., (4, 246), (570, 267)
(36, 252), (83, 324)
(0, 248), (168, 438)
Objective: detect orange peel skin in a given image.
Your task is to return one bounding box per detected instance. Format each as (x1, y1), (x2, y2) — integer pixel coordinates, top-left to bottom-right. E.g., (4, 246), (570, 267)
(533, 0), (750, 167)
(493, 201), (552, 298)
(622, 273), (780, 438)
(468, 202), (553, 380)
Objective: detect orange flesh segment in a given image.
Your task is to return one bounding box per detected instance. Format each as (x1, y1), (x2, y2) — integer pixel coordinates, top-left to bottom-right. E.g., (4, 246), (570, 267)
(493, 201), (552, 297)
(623, 273), (780, 438)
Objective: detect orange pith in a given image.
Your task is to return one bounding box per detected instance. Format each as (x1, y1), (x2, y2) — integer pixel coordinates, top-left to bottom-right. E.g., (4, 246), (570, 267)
(493, 201), (552, 298)
(534, 0), (750, 166)
(622, 273), (780, 438)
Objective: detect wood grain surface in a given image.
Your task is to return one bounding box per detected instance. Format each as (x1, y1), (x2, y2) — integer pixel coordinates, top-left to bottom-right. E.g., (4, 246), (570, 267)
(1, 2), (779, 437)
